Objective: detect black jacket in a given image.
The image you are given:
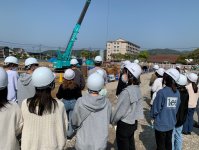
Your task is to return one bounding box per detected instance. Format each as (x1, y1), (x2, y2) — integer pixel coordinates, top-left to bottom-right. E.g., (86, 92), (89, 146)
(56, 84), (82, 100)
(175, 88), (189, 127)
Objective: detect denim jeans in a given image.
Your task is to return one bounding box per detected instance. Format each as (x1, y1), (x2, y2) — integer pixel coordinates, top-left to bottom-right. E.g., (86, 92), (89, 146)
(182, 108), (195, 133)
(63, 99), (76, 138)
(172, 125), (183, 150)
(196, 100), (199, 125)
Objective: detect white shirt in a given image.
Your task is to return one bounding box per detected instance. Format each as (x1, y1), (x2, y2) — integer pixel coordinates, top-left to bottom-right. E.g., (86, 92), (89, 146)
(151, 78), (163, 105)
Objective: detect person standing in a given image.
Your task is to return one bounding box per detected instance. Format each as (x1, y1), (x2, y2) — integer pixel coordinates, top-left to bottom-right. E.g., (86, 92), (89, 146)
(17, 57), (39, 106)
(88, 55), (108, 83)
(70, 58), (85, 90)
(151, 68), (180, 150)
(0, 67), (23, 150)
(182, 73), (199, 134)
(56, 69), (82, 139)
(72, 73), (112, 150)
(176, 65), (181, 73)
(112, 63), (144, 150)
(21, 67), (68, 150)
(4, 56), (19, 102)
(172, 74), (189, 150)
(96, 69), (108, 96)
(149, 64), (159, 99)
(150, 68), (165, 106)
(116, 60), (131, 96)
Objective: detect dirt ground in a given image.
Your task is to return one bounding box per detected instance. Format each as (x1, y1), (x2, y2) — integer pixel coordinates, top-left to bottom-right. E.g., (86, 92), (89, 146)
(52, 72), (199, 150)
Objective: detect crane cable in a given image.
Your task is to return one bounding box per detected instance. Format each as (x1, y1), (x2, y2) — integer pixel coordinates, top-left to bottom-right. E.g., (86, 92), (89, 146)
(106, 0), (110, 43)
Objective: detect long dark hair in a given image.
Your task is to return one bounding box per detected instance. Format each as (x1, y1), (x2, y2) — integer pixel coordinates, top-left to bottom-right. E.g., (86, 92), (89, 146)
(177, 85), (187, 94)
(62, 79), (78, 90)
(27, 86), (57, 116)
(0, 88), (9, 110)
(155, 72), (162, 78)
(127, 70), (140, 86)
(192, 82), (198, 93)
(163, 73), (177, 93)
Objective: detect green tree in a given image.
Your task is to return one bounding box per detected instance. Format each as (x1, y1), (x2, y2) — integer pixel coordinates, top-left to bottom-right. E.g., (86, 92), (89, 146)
(110, 53), (123, 61)
(81, 50), (90, 58)
(138, 50), (149, 61)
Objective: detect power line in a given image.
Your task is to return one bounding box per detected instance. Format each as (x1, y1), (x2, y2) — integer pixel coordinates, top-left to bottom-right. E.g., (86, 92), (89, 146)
(0, 40), (198, 52)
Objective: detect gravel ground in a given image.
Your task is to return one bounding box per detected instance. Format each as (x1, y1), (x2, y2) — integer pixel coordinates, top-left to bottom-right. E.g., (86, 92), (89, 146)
(63, 72), (199, 150)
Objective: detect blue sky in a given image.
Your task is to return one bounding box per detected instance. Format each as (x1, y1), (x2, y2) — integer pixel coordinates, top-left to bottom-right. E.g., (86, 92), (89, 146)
(0, 0), (199, 51)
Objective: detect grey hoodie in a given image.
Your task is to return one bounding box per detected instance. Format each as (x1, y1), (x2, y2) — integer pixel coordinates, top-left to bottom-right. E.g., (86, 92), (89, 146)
(111, 85), (144, 125)
(17, 73), (35, 106)
(72, 94), (112, 150)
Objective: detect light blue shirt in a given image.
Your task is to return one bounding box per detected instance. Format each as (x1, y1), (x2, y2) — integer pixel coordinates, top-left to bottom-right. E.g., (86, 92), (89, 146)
(7, 70), (19, 102)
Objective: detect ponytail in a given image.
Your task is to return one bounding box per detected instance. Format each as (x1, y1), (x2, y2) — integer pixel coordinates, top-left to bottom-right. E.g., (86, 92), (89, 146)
(171, 79), (177, 93)
(192, 82), (198, 93)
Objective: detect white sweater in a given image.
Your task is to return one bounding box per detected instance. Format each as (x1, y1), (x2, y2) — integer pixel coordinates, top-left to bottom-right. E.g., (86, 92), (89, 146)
(0, 102), (23, 150)
(21, 99), (68, 150)
(150, 78), (163, 105)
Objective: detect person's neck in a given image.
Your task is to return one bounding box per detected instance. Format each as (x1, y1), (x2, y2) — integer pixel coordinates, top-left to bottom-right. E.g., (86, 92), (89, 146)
(27, 70), (33, 74)
(90, 93), (99, 97)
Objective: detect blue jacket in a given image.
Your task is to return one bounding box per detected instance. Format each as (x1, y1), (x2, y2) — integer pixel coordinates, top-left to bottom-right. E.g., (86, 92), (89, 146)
(150, 86), (180, 131)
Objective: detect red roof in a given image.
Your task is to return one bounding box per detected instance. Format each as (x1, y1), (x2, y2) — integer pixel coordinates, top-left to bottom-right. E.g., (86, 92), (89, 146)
(148, 55), (179, 63)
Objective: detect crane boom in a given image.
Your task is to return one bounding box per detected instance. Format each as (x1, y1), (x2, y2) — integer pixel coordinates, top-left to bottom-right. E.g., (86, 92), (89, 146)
(63, 0), (91, 60)
(54, 0), (92, 69)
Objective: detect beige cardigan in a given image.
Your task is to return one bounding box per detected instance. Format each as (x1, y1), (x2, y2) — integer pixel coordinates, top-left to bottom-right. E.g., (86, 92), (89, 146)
(21, 99), (68, 150)
(0, 102), (23, 150)
(186, 83), (199, 108)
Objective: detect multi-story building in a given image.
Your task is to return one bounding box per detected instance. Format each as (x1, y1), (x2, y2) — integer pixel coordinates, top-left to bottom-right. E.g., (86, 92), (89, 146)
(106, 38), (140, 60)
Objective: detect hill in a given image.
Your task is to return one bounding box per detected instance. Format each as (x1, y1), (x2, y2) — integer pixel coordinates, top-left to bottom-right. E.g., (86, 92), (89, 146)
(147, 49), (181, 55)
(42, 50), (57, 57)
(42, 49), (100, 58)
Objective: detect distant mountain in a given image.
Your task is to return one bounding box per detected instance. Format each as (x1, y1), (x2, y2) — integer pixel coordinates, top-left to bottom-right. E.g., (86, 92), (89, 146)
(147, 49), (181, 55)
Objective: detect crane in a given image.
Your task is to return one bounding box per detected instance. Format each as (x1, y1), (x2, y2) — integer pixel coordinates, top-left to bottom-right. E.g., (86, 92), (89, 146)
(53, 0), (93, 70)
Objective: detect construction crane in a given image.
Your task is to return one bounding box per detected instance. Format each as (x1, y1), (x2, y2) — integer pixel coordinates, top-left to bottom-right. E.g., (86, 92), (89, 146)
(53, 0), (93, 70)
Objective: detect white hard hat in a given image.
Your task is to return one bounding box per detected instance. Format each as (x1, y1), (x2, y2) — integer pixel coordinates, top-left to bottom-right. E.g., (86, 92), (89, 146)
(176, 65), (181, 69)
(124, 60), (131, 65)
(87, 73), (104, 91)
(0, 67), (8, 89)
(25, 57), (38, 66)
(187, 72), (198, 83)
(176, 74), (187, 86)
(156, 68), (165, 76)
(94, 56), (102, 62)
(153, 64), (159, 70)
(64, 69), (75, 80)
(165, 68), (180, 82)
(121, 60), (131, 69)
(70, 58), (78, 65)
(4, 56), (18, 65)
(134, 59), (139, 64)
(125, 63), (142, 79)
(32, 67), (55, 88)
(96, 69), (104, 77)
